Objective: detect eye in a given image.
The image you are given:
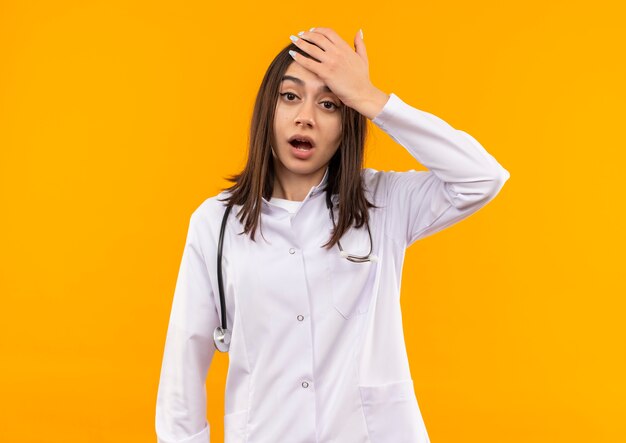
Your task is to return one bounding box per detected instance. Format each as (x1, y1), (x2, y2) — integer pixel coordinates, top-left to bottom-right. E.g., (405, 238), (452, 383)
(279, 92), (339, 111)
(279, 92), (298, 101)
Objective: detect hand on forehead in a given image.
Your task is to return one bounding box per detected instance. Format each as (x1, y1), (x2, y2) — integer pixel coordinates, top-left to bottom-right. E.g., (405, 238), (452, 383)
(287, 27), (371, 111)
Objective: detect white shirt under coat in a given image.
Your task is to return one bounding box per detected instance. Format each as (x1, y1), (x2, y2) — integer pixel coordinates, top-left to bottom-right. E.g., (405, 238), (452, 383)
(155, 93), (511, 443)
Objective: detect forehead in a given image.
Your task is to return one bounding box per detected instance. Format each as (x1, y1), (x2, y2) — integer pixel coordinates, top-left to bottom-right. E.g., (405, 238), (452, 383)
(282, 62), (333, 93)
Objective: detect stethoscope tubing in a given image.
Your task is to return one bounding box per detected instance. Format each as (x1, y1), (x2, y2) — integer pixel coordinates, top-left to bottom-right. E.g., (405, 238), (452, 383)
(216, 203), (232, 332)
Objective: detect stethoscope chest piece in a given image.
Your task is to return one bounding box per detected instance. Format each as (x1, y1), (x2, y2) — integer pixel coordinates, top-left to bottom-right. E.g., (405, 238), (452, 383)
(213, 326), (231, 353)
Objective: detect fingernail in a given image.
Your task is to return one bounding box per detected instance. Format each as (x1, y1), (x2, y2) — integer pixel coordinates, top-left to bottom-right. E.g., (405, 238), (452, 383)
(360, 29), (364, 39)
(289, 50), (296, 59)
(297, 31), (304, 36)
(309, 27), (316, 31)
(290, 35), (299, 43)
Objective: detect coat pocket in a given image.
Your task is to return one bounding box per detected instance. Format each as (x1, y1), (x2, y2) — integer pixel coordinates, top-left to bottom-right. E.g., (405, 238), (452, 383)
(327, 225), (379, 319)
(359, 379), (430, 443)
(328, 255), (376, 319)
(224, 409), (248, 443)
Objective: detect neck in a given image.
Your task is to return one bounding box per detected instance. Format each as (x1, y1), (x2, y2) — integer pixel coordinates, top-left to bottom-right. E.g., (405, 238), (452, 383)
(272, 162), (327, 202)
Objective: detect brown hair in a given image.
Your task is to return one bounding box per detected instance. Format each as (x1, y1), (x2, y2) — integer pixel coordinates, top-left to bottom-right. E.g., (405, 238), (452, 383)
(218, 41), (379, 250)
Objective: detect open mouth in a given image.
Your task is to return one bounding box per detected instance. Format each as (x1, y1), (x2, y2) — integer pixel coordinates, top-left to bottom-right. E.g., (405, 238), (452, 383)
(289, 140), (314, 151)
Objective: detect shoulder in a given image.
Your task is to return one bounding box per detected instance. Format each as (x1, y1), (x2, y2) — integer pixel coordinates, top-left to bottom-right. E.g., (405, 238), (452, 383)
(361, 167), (432, 206)
(186, 190), (237, 244)
(361, 167), (391, 203)
(191, 190), (233, 221)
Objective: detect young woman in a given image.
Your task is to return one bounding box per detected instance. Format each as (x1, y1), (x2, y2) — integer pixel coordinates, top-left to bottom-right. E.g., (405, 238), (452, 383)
(156, 27), (510, 443)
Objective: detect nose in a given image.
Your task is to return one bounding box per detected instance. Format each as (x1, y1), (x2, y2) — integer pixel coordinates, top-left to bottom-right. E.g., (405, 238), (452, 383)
(294, 101), (315, 127)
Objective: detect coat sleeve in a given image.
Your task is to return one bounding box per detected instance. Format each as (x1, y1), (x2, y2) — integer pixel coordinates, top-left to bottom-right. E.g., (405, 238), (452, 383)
(155, 209), (220, 443)
(371, 93), (511, 248)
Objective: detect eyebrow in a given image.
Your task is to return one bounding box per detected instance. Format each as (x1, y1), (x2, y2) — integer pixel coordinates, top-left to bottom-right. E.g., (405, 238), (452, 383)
(281, 75), (333, 94)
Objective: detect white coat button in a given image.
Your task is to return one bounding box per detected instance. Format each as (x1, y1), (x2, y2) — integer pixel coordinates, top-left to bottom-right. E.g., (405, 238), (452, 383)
(302, 381), (309, 388)
(289, 247), (296, 254)
(297, 315), (304, 321)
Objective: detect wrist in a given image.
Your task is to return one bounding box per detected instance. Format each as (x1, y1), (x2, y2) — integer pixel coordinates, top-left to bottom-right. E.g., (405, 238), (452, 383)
(353, 85), (390, 120)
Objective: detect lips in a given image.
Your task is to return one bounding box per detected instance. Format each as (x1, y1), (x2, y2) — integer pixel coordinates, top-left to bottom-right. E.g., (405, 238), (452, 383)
(288, 135), (315, 148)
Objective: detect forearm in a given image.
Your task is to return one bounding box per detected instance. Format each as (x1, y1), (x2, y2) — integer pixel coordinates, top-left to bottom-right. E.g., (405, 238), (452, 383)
(372, 93), (510, 206)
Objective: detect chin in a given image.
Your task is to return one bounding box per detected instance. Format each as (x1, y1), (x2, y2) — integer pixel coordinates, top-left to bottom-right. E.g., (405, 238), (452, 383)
(276, 157), (320, 174)
(288, 164), (322, 175)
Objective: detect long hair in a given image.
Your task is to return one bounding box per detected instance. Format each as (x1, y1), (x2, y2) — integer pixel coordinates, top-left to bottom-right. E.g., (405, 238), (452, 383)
(218, 40), (379, 250)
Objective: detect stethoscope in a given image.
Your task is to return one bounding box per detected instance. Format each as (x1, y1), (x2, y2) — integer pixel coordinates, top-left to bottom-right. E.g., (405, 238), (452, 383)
(213, 194), (378, 352)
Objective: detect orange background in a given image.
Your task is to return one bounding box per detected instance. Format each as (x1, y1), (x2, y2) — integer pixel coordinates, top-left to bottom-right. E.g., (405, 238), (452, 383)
(1, 1), (624, 442)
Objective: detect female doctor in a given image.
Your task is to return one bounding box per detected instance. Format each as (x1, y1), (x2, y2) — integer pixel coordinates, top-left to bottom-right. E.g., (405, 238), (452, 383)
(156, 27), (510, 443)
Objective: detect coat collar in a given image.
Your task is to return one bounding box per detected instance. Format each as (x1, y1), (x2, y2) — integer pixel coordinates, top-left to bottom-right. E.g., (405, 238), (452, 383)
(310, 165), (329, 198)
(261, 165), (334, 214)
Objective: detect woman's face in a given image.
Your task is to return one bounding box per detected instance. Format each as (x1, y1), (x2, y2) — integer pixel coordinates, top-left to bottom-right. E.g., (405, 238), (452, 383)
(272, 61), (343, 181)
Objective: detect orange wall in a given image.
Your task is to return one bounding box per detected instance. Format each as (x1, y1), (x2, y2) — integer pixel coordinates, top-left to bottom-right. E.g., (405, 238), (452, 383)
(1, 1), (624, 442)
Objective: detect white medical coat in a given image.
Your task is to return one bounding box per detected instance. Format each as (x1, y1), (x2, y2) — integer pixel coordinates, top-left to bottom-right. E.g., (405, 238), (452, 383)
(155, 93), (511, 443)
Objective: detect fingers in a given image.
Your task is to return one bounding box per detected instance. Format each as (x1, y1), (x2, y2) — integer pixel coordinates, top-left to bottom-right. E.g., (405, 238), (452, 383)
(292, 32), (329, 62)
(290, 27), (368, 76)
(292, 27), (367, 63)
(353, 29), (369, 68)
(307, 27), (353, 53)
(289, 49), (320, 74)
(296, 30), (332, 52)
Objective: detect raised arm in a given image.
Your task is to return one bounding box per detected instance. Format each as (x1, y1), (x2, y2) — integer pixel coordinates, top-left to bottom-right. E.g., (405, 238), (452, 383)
(370, 93), (510, 247)
(287, 27), (509, 247)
